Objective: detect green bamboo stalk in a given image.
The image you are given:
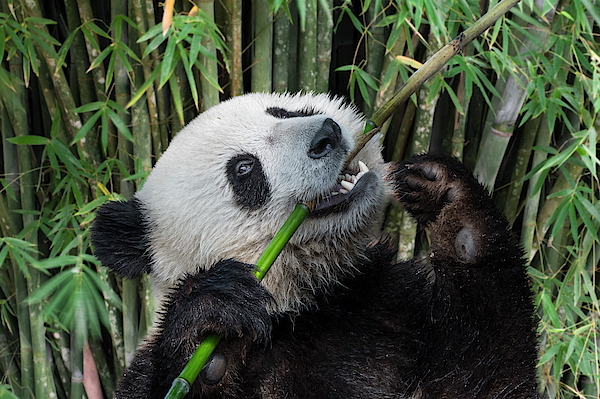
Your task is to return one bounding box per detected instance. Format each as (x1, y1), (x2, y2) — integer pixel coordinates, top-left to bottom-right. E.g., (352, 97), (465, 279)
(229, 0), (243, 96)
(0, 95), (23, 233)
(217, 0), (243, 96)
(4, 18), (57, 396)
(365, 0), (523, 137)
(272, 8), (291, 93)
(141, 274), (155, 336)
(71, 330), (84, 399)
(64, 0), (98, 114)
(286, 2), (299, 92)
(349, 0), (526, 165)
(533, 121), (600, 261)
(129, 1), (153, 182)
(395, 36), (441, 260)
(165, 204), (311, 399)
(390, 101), (416, 163)
(75, 0), (110, 101)
(142, 0), (169, 153)
(251, 0), (273, 92)
(112, 0), (134, 200)
(374, 23), (407, 117)
(410, 84), (438, 152)
(450, 45), (474, 161)
(122, 276), (139, 367)
(363, 2), (386, 117)
(0, 312), (21, 396)
(170, 64), (190, 130)
(377, 24), (408, 162)
(520, 114), (552, 262)
(31, 46), (72, 145)
(76, 0), (117, 158)
(198, 0), (220, 111)
(95, 265), (125, 380)
(20, 0), (101, 166)
(315, 0), (333, 93)
(132, 0), (162, 158)
(473, 0), (557, 190)
(298, 0), (316, 91)
(502, 114), (541, 225)
(129, 1), (154, 350)
(49, 320), (72, 393)
(110, 0), (137, 373)
(1, 14), (34, 396)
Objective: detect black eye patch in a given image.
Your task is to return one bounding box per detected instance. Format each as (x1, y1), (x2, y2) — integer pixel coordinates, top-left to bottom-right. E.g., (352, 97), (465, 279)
(226, 154), (271, 210)
(266, 107), (319, 119)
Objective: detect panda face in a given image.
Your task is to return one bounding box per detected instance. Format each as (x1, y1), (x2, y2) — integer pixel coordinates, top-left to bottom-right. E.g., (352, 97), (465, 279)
(136, 92), (390, 313)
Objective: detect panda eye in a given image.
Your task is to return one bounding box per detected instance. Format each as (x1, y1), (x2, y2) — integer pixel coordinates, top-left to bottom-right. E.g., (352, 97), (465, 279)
(226, 153), (270, 210)
(236, 159), (254, 176)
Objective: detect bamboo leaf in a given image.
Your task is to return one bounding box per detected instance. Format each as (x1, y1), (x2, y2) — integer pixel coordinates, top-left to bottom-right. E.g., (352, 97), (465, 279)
(27, 271), (73, 304)
(73, 101), (105, 114)
(70, 109), (102, 145)
(539, 342), (563, 365)
(125, 65), (161, 109)
(75, 196), (110, 216)
(87, 45), (113, 72)
(24, 17), (57, 26)
(168, 76), (184, 125)
(0, 26), (6, 61)
(193, 59), (222, 93)
(160, 35), (178, 88)
(7, 135), (50, 145)
(572, 196), (599, 242)
(106, 108), (134, 142)
(541, 291), (561, 328)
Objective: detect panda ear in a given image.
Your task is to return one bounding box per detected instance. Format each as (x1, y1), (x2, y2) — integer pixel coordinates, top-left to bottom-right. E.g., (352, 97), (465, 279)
(91, 198), (152, 278)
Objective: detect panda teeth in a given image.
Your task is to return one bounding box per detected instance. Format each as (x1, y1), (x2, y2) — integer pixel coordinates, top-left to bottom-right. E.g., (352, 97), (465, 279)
(341, 180), (355, 191)
(358, 160), (369, 173)
(333, 161), (370, 196)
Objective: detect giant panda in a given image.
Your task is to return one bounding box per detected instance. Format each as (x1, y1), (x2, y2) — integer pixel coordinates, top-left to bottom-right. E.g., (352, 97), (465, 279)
(92, 92), (540, 398)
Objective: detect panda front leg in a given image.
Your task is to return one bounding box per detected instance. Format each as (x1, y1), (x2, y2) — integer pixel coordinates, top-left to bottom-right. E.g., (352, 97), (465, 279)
(392, 153), (539, 397)
(392, 152), (519, 266)
(114, 260), (274, 399)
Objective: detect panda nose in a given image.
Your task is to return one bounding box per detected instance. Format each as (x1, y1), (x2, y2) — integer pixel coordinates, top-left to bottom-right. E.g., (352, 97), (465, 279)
(308, 118), (342, 159)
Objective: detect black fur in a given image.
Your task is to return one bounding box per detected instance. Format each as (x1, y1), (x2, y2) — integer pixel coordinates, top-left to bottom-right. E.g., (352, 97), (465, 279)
(114, 260), (274, 399)
(226, 154), (271, 210)
(91, 198), (152, 278)
(266, 107), (319, 118)
(113, 154), (540, 398)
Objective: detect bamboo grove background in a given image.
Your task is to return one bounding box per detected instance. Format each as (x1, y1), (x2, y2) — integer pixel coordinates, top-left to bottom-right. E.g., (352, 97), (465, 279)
(0, 0), (598, 397)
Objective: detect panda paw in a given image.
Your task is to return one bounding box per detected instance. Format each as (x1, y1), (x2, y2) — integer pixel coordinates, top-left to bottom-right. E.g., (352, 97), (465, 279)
(161, 260), (275, 345)
(393, 153), (480, 225)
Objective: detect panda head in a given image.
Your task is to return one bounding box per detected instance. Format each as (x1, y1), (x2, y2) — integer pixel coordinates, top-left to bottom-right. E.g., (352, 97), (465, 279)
(93, 92), (391, 313)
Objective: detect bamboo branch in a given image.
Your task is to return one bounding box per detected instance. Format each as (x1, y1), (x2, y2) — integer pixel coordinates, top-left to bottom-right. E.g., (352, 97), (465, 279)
(346, 0), (523, 165)
(473, 0), (558, 190)
(315, 0), (333, 93)
(251, 0), (273, 92)
(198, 0), (220, 110)
(272, 8), (291, 93)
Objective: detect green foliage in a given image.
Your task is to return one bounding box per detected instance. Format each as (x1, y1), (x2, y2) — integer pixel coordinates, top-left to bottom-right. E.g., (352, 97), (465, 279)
(0, 0), (598, 398)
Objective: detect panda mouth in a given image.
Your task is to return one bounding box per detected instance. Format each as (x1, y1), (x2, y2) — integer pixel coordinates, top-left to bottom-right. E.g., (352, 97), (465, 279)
(310, 161), (370, 217)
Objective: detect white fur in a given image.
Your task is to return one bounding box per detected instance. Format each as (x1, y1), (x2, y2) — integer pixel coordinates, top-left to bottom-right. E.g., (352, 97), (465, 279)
(136, 92), (391, 314)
